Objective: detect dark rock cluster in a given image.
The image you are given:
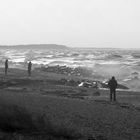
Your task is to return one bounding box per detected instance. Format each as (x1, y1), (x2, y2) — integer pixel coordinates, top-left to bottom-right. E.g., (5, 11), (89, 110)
(59, 78), (129, 90)
(39, 65), (92, 77)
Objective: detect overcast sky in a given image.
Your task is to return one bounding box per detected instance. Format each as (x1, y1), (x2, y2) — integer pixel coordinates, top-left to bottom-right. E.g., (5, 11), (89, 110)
(0, 0), (140, 48)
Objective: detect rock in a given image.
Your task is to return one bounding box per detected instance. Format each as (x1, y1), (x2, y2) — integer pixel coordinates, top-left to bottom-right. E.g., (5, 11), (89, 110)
(37, 65), (93, 77)
(131, 72), (139, 75)
(60, 78), (67, 84)
(78, 82), (84, 87)
(67, 79), (78, 86)
(83, 82), (92, 88)
(100, 82), (108, 88)
(93, 91), (100, 96)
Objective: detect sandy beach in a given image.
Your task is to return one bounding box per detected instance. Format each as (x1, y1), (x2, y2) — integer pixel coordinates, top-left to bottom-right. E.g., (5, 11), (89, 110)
(0, 68), (140, 140)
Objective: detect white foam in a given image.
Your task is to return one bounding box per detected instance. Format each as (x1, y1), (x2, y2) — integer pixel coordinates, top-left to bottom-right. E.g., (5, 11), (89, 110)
(1, 48), (140, 91)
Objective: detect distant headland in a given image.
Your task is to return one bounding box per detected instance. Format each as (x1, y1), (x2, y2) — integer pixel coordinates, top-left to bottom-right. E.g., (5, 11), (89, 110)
(0, 44), (69, 50)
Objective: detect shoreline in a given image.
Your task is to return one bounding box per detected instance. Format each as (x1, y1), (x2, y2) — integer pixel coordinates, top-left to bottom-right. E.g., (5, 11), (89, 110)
(0, 63), (139, 90)
(0, 67), (137, 91)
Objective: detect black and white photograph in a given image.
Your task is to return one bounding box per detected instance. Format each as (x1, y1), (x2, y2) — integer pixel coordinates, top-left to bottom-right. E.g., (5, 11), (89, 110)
(0, 0), (140, 140)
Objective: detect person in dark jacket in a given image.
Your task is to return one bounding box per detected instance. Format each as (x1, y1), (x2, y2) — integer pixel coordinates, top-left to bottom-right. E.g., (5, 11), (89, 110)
(28, 61), (32, 76)
(5, 59), (8, 75)
(108, 76), (118, 101)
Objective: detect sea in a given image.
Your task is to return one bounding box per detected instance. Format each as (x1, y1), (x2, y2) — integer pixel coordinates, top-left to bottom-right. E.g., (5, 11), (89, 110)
(1, 47), (140, 91)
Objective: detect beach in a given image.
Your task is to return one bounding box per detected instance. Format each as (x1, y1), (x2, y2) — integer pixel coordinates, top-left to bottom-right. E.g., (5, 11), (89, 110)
(0, 0), (140, 139)
(0, 68), (140, 140)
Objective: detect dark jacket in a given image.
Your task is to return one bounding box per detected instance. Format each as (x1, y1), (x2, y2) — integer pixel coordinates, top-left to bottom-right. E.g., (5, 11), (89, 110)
(108, 78), (117, 90)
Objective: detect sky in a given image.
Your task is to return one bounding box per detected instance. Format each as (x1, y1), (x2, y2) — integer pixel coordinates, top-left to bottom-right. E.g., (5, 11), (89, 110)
(0, 0), (140, 48)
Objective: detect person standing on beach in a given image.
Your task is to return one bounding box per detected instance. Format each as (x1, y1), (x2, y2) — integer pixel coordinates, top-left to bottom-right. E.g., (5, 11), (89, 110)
(28, 61), (32, 76)
(5, 59), (8, 75)
(108, 76), (118, 101)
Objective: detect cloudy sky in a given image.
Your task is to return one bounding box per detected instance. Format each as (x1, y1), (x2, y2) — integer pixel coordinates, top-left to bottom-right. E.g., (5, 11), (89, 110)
(0, 0), (140, 48)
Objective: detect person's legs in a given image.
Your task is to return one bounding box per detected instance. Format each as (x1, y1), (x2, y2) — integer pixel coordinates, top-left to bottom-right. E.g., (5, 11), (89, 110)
(5, 68), (7, 75)
(113, 90), (116, 101)
(28, 69), (31, 76)
(110, 90), (113, 101)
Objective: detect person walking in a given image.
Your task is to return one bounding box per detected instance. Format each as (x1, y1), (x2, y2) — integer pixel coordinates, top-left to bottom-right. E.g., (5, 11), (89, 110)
(5, 59), (8, 75)
(108, 76), (118, 101)
(28, 61), (32, 76)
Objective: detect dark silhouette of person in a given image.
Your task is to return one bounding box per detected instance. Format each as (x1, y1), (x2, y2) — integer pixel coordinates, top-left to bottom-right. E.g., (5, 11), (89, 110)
(5, 59), (8, 75)
(28, 61), (32, 76)
(108, 76), (118, 101)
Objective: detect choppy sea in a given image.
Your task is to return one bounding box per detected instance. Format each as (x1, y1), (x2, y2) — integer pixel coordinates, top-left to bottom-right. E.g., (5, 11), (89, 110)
(1, 48), (140, 91)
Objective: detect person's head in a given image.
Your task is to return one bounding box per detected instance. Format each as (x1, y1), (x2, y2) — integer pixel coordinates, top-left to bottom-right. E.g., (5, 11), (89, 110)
(112, 76), (115, 80)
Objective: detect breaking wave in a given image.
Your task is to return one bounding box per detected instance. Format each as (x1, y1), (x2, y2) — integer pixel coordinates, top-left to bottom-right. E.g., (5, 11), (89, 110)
(1, 48), (140, 90)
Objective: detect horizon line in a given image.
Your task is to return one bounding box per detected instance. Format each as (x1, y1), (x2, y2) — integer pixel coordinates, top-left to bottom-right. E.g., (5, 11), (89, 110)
(0, 44), (139, 50)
